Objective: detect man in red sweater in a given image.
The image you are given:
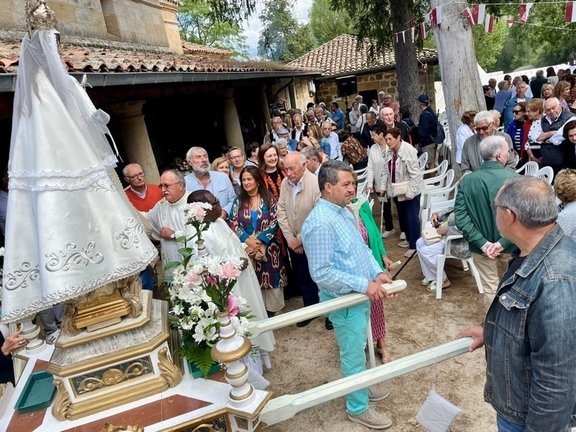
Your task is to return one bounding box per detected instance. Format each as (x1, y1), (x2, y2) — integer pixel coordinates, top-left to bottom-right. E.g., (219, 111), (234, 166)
(123, 163), (163, 291)
(123, 163), (163, 212)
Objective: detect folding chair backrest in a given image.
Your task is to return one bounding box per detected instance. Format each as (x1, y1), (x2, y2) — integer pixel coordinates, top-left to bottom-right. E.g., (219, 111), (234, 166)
(536, 166), (554, 184)
(516, 161), (539, 176)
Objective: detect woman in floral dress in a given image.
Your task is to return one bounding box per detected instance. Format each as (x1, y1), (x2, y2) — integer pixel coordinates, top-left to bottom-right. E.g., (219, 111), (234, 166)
(229, 166), (287, 314)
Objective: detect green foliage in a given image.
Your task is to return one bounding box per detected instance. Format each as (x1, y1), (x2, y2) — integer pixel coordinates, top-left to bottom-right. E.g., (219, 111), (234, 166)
(309, 0), (355, 45)
(178, 0), (249, 58)
(472, 20), (508, 71)
(179, 331), (218, 377)
(258, 0), (296, 61)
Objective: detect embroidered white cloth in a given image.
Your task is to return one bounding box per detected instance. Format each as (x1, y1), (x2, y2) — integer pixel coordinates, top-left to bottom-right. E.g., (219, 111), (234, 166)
(1, 29), (157, 323)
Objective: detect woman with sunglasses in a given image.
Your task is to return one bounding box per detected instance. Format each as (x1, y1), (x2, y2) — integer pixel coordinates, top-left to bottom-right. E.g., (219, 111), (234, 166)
(506, 102), (528, 168)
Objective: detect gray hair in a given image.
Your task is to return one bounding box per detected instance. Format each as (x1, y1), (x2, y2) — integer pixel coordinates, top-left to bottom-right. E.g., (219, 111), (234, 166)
(185, 146), (207, 164)
(122, 163), (142, 177)
(497, 80), (507, 90)
(161, 168), (185, 186)
(479, 136), (507, 161)
(276, 138), (288, 146)
(301, 146), (320, 162)
(495, 176), (558, 228)
(474, 110), (493, 125)
(318, 160), (353, 191)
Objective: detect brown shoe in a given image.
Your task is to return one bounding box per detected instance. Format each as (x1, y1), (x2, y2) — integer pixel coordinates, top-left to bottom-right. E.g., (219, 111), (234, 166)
(348, 407), (393, 429)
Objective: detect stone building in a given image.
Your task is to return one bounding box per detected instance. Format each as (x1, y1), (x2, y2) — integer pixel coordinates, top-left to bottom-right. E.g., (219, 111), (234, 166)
(0, 0), (319, 182)
(289, 34), (438, 113)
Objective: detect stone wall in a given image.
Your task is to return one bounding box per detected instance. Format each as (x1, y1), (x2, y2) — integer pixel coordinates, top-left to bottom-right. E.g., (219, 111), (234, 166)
(0, 0), (178, 49)
(315, 66), (437, 110)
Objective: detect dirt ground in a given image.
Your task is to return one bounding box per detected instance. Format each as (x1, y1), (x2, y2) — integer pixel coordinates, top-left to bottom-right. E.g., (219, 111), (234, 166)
(261, 209), (498, 432)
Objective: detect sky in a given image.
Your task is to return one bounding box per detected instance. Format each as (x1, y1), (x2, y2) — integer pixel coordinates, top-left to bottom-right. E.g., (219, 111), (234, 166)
(241, 0), (313, 58)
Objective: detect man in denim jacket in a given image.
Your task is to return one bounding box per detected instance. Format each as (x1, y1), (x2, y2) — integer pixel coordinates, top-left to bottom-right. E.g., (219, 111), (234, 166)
(458, 176), (576, 432)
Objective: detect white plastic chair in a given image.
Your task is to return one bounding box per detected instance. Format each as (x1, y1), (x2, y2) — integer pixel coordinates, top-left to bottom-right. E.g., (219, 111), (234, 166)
(420, 182), (460, 226)
(423, 168), (454, 190)
(516, 161), (539, 176)
(421, 159), (448, 178)
(418, 152), (429, 170)
(435, 234), (484, 300)
(536, 166), (554, 184)
(354, 166), (368, 195)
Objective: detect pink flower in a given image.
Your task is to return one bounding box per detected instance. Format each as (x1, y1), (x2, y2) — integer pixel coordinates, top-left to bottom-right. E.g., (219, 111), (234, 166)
(219, 262), (241, 280)
(227, 295), (240, 316)
(191, 206), (207, 222)
(205, 275), (219, 286)
(184, 271), (202, 286)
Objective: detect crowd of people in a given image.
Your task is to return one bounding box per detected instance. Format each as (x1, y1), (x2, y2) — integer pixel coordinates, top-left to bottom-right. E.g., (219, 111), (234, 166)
(465, 69), (576, 175)
(3, 80), (576, 430)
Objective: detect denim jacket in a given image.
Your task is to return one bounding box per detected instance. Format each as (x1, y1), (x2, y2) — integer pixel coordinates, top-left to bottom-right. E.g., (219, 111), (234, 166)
(484, 225), (576, 431)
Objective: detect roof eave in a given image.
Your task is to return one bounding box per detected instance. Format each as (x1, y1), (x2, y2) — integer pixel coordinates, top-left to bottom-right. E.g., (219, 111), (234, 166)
(0, 70), (322, 93)
(315, 58), (439, 80)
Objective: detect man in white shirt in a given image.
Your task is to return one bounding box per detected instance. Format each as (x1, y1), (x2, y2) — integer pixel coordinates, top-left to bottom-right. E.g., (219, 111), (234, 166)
(146, 169), (190, 274)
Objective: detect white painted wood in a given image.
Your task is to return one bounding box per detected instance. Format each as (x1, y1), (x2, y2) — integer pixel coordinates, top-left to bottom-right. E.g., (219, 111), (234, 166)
(248, 281), (407, 337)
(260, 337), (473, 426)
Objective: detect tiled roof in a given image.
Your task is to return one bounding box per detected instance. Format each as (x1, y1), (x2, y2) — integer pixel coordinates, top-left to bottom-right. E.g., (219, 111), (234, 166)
(288, 34), (438, 78)
(0, 30), (311, 75)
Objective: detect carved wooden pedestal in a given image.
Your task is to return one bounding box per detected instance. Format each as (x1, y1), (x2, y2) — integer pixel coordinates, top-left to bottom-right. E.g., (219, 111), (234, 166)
(47, 292), (182, 420)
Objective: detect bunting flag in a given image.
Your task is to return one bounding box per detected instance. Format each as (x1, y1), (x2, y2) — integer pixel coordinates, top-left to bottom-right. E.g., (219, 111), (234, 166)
(411, 26), (415, 43)
(430, 8), (439, 28)
(419, 22), (427, 39)
(472, 4), (486, 25)
(566, 1), (576, 22)
(463, 7), (475, 26)
(401, 30), (406, 43)
(519, 3), (533, 23)
(507, 19), (515, 27)
(485, 14), (495, 33)
(393, 32), (399, 43)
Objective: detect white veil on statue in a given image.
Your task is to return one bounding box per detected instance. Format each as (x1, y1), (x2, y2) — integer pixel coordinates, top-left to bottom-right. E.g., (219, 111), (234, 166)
(1, 29), (157, 323)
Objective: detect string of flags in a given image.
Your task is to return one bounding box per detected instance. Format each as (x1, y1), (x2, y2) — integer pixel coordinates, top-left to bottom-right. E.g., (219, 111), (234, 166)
(392, 1), (576, 44)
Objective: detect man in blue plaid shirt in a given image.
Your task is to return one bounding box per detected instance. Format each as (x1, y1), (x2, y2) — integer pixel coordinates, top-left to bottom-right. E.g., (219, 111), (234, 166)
(302, 160), (395, 430)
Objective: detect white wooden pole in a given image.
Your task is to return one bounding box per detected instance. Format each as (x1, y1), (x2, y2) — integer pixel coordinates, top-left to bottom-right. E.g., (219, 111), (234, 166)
(260, 337), (472, 426)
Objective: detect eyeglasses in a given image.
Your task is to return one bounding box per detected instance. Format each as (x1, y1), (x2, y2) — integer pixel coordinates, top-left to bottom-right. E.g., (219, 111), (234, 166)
(126, 172), (144, 180)
(159, 182), (180, 189)
(474, 123), (493, 133)
(513, 110), (525, 114)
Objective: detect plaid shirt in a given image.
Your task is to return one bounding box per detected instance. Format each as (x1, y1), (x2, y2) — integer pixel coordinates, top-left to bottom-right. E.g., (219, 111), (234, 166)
(302, 198), (382, 298)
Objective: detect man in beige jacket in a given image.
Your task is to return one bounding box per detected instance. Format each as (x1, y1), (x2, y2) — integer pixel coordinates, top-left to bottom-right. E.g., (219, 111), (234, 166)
(277, 152), (323, 328)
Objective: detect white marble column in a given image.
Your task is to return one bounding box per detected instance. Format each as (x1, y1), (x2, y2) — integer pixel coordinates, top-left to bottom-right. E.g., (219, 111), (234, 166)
(222, 88), (245, 152)
(110, 101), (160, 184)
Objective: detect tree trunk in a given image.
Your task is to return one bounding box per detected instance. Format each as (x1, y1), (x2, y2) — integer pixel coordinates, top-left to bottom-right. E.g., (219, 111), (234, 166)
(390, 0), (420, 122)
(431, 0), (485, 175)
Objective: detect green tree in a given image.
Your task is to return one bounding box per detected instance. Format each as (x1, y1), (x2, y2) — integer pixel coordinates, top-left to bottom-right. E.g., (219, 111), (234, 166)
(471, 20), (508, 71)
(178, 0), (249, 58)
(309, 0), (355, 45)
(258, 0), (312, 62)
(331, 0), (423, 120)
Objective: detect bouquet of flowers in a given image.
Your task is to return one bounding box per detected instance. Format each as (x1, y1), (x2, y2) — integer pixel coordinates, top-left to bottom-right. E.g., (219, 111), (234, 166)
(165, 202), (213, 272)
(169, 255), (251, 376)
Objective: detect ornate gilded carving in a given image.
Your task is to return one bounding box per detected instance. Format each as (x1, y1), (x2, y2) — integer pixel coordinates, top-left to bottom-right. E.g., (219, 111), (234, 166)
(44, 242), (104, 272)
(158, 347), (183, 388)
(3, 262), (40, 291)
(119, 275), (143, 318)
(52, 379), (71, 421)
(61, 275), (143, 336)
(101, 424), (144, 432)
(116, 217), (145, 249)
(73, 358), (152, 396)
